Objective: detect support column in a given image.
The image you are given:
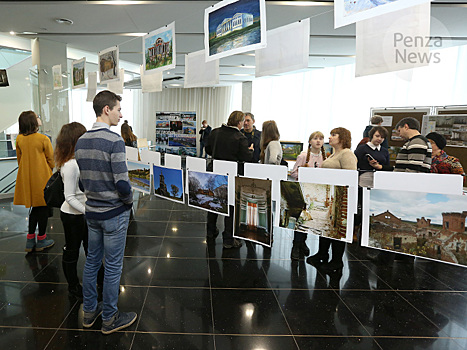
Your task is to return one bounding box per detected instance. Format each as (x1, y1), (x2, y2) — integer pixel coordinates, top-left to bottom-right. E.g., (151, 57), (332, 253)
(31, 38), (69, 143)
(242, 81), (252, 113)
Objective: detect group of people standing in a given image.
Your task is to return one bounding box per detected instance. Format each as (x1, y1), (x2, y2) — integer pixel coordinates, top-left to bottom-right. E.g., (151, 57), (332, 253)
(14, 91), (137, 334)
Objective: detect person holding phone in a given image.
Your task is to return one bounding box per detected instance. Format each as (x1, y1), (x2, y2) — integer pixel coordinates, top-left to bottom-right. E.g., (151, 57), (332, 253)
(354, 126), (392, 187)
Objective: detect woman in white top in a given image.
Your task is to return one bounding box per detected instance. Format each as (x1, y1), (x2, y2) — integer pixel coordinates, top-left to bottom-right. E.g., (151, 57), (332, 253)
(289, 131), (327, 260)
(54, 122), (91, 299)
(260, 120), (282, 165)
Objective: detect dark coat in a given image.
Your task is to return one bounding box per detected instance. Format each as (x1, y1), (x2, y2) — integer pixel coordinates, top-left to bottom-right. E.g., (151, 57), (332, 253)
(199, 125), (212, 143)
(205, 124), (253, 162)
(363, 125), (389, 149)
(241, 127), (261, 163)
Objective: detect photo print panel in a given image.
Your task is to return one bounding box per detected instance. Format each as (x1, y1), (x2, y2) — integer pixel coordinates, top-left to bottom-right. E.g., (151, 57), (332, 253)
(72, 58), (86, 89)
(334, 0), (430, 28)
(188, 170), (229, 216)
(234, 176), (273, 247)
(280, 141), (303, 161)
(127, 161), (151, 194)
(205, 0), (267, 62)
(363, 189), (467, 267)
(143, 22), (176, 74)
(0, 69), (9, 87)
(280, 181), (351, 242)
(153, 165), (185, 204)
(98, 46), (119, 83)
(52, 64), (62, 90)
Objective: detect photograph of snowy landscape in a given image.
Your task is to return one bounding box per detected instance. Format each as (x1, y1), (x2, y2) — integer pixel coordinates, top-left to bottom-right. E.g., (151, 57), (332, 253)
(188, 170), (229, 215)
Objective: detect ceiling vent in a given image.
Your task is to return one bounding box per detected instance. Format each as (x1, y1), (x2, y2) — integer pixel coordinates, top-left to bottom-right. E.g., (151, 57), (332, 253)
(55, 18), (73, 25)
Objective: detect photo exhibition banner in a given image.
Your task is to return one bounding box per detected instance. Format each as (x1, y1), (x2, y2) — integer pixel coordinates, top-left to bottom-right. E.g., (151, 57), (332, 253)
(255, 18), (310, 78)
(155, 112), (197, 156)
(188, 170), (229, 216)
(184, 49), (219, 88)
(52, 64), (62, 90)
(334, 0), (430, 28)
(234, 176), (273, 247)
(143, 22), (176, 74)
(355, 2), (430, 77)
(98, 46), (119, 83)
(140, 65), (163, 93)
(362, 188), (467, 268)
(280, 181), (351, 242)
(72, 58), (86, 89)
(205, 0), (267, 62)
(127, 161), (151, 194)
(153, 164), (185, 204)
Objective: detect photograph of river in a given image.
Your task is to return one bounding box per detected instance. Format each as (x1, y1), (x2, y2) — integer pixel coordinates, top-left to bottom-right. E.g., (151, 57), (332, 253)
(127, 161), (151, 194)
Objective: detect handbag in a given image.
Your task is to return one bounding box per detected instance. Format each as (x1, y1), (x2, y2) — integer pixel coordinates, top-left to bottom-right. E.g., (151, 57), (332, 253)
(44, 171), (65, 208)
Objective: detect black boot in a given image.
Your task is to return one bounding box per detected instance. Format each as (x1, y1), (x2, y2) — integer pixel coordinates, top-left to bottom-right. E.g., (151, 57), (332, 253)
(62, 247), (81, 299)
(290, 242), (301, 260)
(300, 241), (310, 256)
(306, 237), (331, 266)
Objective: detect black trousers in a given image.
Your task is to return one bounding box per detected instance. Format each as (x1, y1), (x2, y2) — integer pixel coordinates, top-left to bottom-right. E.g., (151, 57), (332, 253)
(29, 206), (49, 236)
(207, 205), (234, 243)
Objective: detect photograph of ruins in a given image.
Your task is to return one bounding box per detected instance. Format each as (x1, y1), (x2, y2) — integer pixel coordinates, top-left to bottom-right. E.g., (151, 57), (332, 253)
(368, 189), (467, 266)
(280, 181), (348, 240)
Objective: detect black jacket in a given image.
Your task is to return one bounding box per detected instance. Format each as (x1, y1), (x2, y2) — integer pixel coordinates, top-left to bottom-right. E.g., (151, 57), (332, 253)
(205, 124), (253, 162)
(241, 127), (261, 163)
(199, 125), (212, 143)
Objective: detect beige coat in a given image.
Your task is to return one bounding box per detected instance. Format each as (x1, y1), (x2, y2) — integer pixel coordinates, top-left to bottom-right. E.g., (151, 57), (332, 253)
(13, 133), (54, 208)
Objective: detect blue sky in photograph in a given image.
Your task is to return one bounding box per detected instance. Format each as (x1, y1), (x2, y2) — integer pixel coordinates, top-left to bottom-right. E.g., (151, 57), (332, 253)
(370, 189), (467, 225)
(153, 165), (184, 198)
(190, 171), (228, 189)
(208, 0), (260, 33)
(127, 161), (150, 172)
(145, 28), (173, 49)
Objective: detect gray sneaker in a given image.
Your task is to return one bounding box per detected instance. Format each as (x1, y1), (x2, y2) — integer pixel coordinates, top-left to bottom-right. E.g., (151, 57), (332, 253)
(83, 301), (103, 328)
(101, 311), (137, 335)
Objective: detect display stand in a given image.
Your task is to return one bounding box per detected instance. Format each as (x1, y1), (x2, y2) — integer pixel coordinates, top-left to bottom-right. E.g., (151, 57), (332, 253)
(185, 156), (207, 192)
(213, 160), (238, 206)
(140, 149), (161, 166)
(125, 146), (139, 161)
(164, 153), (182, 169)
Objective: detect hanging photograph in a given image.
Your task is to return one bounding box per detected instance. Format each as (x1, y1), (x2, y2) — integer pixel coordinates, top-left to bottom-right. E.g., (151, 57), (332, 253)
(205, 0), (267, 62)
(188, 170), (229, 216)
(0, 69), (9, 87)
(363, 189), (467, 267)
(52, 64), (62, 90)
(143, 22), (176, 74)
(234, 176), (272, 247)
(153, 164), (185, 203)
(280, 181), (350, 241)
(169, 134), (196, 148)
(127, 161), (151, 194)
(98, 46), (119, 83)
(72, 57), (86, 89)
(335, 0), (430, 28)
(280, 141), (303, 161)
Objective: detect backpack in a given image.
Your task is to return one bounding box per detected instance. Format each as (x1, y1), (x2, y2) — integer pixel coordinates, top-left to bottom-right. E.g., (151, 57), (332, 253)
(44, 171), (65, 208)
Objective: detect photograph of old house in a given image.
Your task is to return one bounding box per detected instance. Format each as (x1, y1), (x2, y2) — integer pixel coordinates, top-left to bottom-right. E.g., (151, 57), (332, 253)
(98, 46), (119, 83)
(234, 176), (272, 247)
(367, 189), (467, 267)
(153, 165), (184, 203)
(188, 170), (229, 215)
(72, 58), (85, 89)
(280, 181), (349, 240)
(143, 22), (175, 73)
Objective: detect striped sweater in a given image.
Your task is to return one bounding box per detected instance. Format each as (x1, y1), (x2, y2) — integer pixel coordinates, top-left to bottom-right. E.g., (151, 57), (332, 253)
(394, 134), (432, 173)
(75, 122), (132, 220)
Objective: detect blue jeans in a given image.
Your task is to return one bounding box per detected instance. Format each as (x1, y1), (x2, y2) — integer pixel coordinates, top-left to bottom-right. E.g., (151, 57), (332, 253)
(83, 209), (130, 321)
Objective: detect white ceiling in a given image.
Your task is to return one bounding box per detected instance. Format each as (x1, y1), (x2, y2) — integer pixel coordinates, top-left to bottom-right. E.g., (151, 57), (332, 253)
(1, 0), (467, 86)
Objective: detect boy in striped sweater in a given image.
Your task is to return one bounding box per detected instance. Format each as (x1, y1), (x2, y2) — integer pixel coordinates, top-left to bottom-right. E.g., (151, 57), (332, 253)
(394, 117), (432, 173)
(75, 90), (137, 334)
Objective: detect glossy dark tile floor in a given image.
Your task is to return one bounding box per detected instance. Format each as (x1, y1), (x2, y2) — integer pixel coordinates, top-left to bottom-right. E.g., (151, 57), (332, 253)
(1, 194), (466, 349)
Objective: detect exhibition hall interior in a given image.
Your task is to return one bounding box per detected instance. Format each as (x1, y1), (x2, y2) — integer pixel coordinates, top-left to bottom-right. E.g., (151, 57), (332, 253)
(1, 0), (467, 349)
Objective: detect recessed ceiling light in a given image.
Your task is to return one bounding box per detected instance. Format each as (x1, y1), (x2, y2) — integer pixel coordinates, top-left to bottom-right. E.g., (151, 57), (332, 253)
(9, 31), (15, 35)
(55, 18), (73, 25)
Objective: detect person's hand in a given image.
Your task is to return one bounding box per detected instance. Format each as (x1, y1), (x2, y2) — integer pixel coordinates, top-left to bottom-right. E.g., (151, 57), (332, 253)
(369, 159), (382, 170)
(248, 143), (254, 150)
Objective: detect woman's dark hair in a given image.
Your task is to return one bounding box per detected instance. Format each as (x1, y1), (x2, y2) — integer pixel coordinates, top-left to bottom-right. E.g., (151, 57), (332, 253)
(260, 120), (280, 162)
(54, 122), (87, 168)
(330, 127), (352, 149)
(369, 126), (388, 140)
(121, 121), (137, 144)
(18, 110), (39, 135)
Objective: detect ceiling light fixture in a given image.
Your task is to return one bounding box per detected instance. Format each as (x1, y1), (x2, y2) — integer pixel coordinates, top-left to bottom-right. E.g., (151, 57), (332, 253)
(9, 31), (15, 35)
(55, 18), (74, 25)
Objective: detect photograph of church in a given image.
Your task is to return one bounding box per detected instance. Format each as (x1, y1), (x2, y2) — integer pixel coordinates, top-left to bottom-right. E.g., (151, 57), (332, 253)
(368, 189), (467, 266)
(153, 165), (184, 203)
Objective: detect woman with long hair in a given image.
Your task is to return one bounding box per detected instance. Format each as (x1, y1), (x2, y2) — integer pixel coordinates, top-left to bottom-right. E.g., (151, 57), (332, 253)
(290, 131), (327, 260)
(121, 120), (137, 148)
(260, 120), (282, 165)
(14, 111), (55, 252)
(55, 122), (99, 299)
(307, 127), (357, 272)
(290, 131), (327, 180)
